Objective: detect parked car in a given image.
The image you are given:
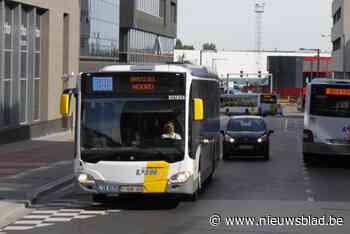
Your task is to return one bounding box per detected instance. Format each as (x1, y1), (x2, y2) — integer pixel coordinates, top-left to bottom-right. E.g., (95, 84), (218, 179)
(222, 116), (274, 160)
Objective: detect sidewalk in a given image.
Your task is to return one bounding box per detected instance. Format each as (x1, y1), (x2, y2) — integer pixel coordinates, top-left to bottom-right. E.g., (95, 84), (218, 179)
(0, 131), (75, 228)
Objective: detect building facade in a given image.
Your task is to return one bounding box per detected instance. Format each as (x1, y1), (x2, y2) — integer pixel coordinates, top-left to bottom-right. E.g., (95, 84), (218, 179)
(80, 0), (120, 72)
(331, 0), (350, 79)
(0, 0), (80, 144)
(119, 0), (177, 63)
(268, 56), (333, 96)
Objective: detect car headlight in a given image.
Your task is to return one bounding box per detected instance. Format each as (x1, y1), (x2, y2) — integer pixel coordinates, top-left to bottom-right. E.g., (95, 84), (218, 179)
(257, 135), (267, 143)
(225, 135), (235, 143)
(78, 173), (96, 185)
(170, 171), (192, 184)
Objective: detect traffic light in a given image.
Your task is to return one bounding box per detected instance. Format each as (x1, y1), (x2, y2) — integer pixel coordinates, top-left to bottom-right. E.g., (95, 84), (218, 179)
(258, 71), (262, 78)
(240, 70), (244, 78)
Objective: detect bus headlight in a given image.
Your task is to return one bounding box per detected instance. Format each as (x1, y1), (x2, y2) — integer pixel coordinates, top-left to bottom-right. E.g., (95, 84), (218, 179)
(170, 171), (192, 184)
(78, 173), (96, 185)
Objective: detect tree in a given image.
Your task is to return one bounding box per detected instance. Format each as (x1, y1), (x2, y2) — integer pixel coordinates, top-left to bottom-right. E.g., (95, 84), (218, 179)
(182, 45), (195, 50)
(175, 39), (195, 50)
(202, 42), (217, 51)
(175, 39), (183, 49)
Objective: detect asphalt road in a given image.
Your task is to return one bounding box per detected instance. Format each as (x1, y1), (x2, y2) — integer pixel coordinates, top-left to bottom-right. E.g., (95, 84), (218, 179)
(3, 117), (350, 234)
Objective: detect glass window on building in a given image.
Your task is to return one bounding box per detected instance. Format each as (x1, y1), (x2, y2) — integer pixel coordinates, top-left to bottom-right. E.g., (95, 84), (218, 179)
(3, 3), (14, 125)
(80, 0), (120, 58)
(171, 2), (177, 23)
(0, 2), (44, 128)
(136, 0), (160, 17)
(127, 29), (174, 63)
(33, 10), (41, 121)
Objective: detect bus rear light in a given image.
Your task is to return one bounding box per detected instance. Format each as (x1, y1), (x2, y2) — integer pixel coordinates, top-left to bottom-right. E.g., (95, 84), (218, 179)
(303, 129), (314, 143)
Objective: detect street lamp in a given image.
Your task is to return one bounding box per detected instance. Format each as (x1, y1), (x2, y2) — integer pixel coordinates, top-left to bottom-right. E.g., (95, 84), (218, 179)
(300, 48), (321, 79)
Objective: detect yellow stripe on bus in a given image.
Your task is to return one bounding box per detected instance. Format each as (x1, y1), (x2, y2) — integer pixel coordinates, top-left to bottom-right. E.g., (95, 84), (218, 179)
(143, 161), (169, 193)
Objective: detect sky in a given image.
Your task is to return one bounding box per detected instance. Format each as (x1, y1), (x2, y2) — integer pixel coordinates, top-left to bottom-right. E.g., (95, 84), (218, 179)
(178, 0), (333, 52)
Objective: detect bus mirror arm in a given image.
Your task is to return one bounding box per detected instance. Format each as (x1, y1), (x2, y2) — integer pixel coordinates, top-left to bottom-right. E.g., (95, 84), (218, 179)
(63, 88), (79, 98)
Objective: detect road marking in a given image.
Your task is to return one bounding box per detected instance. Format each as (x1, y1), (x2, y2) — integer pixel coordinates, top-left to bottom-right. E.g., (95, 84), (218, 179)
(80, 211), (107, 215)
(32, 210), (58, 214)
(52, 213), (78, 217)
(44, 218), (72, 222)
(14, 220), (43, 225)
(24, 215), (50, 219)
(284, 119), (288, 132)
(308, 197), (315, 202)
(107, 210), (121, 213)
(304, 176), (310, 181)
(4, 226), (34, 231)
(73, 215), (95, 219)
(60, 209), (83, 212)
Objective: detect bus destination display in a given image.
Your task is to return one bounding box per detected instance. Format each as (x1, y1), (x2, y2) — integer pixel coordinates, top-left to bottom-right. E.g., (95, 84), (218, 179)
(326, 88), (350, 96)
(92, 77), (113, 92)
(85, 73), (185, 95)
(129, 76), (156, 91)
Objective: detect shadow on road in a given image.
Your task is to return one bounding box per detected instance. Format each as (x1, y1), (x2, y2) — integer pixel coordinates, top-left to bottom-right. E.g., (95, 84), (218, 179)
(306, 157), (350, 170)
(91, 197), (180, 210)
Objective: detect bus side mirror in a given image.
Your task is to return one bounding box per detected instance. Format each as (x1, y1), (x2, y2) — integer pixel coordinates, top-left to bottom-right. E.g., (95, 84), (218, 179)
(194, 98), (204, 121)
(60, 93), (71, 116)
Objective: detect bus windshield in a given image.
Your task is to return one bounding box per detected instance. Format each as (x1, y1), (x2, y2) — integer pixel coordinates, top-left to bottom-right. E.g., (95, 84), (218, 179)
(310, 84), (350, 118)
(81, 98), (186, 163)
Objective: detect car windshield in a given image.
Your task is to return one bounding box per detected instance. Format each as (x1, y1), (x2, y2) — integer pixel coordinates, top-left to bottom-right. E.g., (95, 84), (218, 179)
(227, 118), (266, 132)
(81, 98), (185, 163)
(310, 85), (350, 118)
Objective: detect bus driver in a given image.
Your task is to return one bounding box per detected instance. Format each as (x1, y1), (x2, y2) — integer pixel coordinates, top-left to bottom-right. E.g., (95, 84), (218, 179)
(161, 121), (182, 140)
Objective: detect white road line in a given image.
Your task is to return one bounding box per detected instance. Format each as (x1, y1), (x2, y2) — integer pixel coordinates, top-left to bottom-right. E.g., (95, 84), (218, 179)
(73, 215), (95, 219)
(284, 119), (288, 132)
(52, 213), (78, 217)
(4, 226), (34, 231)
(32, 210), (58, 214)
(24, 215), (50, 219)
(14, 220), (43, 225)
(60, 209), (83, 213)
(44, 218), (72, 222)
(80, 211), (107, 215)
(107, 210), (121, 213)
(308, 197), (315, 202)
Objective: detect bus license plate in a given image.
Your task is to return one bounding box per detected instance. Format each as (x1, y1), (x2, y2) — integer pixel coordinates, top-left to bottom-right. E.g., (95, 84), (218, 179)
(119, 185), (144, 193)
(97, 184), (119, 193)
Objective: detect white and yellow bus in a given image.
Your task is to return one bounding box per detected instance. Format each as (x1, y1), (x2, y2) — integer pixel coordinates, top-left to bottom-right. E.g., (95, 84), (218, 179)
(303, 78), (350, 164)
(220, 93), (260, 115)
(60, 64), (221, 202)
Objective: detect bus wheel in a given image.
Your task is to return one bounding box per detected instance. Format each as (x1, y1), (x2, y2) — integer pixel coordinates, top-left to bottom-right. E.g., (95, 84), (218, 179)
(189, 167), (202, 202)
